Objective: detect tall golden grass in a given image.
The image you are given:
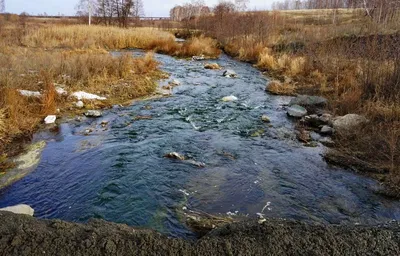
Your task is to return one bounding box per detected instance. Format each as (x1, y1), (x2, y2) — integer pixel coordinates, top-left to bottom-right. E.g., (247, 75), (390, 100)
(23, 26), (176, 50)
(21, 25), (221, 58)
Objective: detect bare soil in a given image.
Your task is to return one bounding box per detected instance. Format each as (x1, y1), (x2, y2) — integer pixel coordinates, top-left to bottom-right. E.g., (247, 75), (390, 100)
(1, 211), (400, 256)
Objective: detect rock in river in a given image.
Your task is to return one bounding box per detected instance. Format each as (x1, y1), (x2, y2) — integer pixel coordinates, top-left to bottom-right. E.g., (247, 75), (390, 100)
(84, 110), (103, 118)
(204, 63), (221, 70)
(223, 69), (238, 78)
(169, 79), (181, 86)
(261, 115), (271, 123)
(222, 95), (238, 102)
(0, 204), (34, 216)
(287, 105), (307, 118)
(164, 152), (185, 161)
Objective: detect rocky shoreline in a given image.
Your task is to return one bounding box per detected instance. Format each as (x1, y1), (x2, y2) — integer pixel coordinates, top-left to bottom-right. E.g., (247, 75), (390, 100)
(1, 211), (400, 255)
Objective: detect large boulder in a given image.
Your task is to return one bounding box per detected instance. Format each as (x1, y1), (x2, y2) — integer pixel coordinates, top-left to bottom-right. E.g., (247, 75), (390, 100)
(287, 105), (307, 118)
(333, 114), (367, 132)
(0, 204), (34, 216)
(289, 95), (327, 109)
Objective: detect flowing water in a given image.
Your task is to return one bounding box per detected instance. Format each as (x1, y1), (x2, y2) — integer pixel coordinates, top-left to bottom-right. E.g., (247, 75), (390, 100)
(1, 51), (400, 238)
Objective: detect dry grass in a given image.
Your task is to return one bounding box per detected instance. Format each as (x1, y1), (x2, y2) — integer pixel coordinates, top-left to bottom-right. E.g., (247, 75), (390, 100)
(266, 80), (296, 96)
(23, 26), (176, 50)
(21, 25), (220, 58)
(178, 36), (221, 58)
(0, 109), (6, 142)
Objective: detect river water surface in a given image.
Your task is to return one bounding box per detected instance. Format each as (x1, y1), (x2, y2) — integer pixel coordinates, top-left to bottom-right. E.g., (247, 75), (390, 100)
(1, 51), (399, 238)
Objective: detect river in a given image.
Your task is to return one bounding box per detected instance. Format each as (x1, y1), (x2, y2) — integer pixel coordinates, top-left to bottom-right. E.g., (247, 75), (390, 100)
(0, 51), (399, 238)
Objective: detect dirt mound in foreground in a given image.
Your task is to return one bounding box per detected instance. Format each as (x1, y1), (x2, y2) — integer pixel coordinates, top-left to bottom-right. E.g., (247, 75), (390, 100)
(1, 211), (400, 255)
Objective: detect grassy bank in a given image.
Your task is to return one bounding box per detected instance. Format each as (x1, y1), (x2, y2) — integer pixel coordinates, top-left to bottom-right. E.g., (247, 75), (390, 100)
(191, 9), (400, 195)
(0, 21), (220, 170)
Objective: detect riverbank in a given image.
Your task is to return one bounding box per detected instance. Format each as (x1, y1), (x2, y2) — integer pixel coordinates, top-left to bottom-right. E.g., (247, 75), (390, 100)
(1, 211), (399, 255)
(0, 22), (220, 171)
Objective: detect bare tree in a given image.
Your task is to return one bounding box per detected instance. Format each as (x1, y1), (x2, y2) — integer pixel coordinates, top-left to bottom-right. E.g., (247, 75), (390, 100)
(235, 0), (250, 11)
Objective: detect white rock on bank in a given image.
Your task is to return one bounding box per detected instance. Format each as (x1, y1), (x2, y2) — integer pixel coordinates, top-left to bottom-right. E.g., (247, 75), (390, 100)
(0, 204), (34, 216)
(55, 87), (68, 96)
(75, 101), (84, 109)
(84, 110), (103, 118)
(192, 55), (205, 61)
(44, 115), (57, 124)
(222, 95), (238, 102)
(18, 90), (41, 98)
(72, 91), (106, 101)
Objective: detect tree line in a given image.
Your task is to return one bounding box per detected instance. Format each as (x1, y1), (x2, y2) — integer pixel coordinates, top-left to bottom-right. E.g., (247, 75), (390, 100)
(170, 0), (249, 21)
(76, 0), (144, 27)
(271, 0), (400, 23)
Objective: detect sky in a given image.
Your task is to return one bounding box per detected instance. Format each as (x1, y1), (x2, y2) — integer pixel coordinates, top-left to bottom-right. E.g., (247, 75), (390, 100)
(5, 0), (274, 17)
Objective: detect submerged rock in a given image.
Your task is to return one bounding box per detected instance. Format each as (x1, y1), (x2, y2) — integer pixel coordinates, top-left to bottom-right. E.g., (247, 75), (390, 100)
(44, 115), (57, 124)
(223, 69), (237, 78)
(222, 95), (238, 102)
(18, 90), (41, 98)
(72, 91), (106, 101)
(333, 114), (367, 132)
(84, 110), (103, 118)
(204, 63), (221, 70)
(164, 152), (205, 167)
(13, 141), (46, 170)
(0, 204), (34, 216)
(287, 105), (307, 118)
